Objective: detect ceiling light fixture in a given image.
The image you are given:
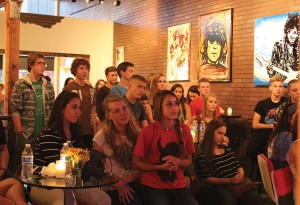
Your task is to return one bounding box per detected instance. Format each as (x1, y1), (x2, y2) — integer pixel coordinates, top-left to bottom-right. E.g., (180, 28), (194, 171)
(99, 0), (104, 4)
(114, 0), (121, 6)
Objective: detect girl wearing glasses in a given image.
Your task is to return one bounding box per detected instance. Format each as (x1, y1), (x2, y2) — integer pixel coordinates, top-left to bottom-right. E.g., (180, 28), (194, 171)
(132, 90), (198, 205)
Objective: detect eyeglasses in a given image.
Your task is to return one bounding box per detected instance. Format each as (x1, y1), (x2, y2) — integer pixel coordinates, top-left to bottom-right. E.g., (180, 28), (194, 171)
(35, 61), (47, 67)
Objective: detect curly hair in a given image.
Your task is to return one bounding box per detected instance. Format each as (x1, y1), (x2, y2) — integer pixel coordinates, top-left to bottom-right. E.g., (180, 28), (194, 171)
(70, 58), (90, 76)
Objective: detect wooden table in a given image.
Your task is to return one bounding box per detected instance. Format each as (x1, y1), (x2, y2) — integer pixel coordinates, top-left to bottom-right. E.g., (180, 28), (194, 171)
(220, 114), (242, 123)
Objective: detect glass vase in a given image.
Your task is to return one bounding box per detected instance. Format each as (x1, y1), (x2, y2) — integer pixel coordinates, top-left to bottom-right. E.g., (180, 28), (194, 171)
(71, 160), (83, 181)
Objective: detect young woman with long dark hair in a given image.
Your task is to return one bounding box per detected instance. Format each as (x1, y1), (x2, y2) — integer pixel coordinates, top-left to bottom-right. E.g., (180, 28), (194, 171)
(195, 120), (262, 205)
(132, 90), (198, 205)
(31, 91), (111, 205)
(171, 84), (192, 125)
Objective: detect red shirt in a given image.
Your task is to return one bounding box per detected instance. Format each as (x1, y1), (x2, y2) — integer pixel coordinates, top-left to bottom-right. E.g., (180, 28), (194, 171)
(190, 96), (221, 117)
(133, 122), (195, 188)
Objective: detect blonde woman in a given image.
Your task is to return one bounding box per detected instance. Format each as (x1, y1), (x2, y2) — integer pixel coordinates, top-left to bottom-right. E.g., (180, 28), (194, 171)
(197, 93), (221, 125)
(149, 73), (167, 106)
(93, 95), (142, 205)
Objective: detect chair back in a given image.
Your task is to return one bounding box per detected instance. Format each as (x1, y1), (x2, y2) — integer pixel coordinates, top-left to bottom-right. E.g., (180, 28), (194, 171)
(271, 167), (293, 197)
(257, 154), (277, 204)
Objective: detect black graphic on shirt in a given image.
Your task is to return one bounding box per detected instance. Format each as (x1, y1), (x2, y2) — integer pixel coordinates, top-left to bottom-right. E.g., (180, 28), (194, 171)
(157, 137), (180, 183)
(264, 108), (276, 124)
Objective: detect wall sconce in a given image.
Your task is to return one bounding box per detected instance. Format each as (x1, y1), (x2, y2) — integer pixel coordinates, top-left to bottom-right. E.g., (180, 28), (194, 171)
(86, 0), (94, 3)
(114, 0), (121, 6)
(99, 0), (104, 3)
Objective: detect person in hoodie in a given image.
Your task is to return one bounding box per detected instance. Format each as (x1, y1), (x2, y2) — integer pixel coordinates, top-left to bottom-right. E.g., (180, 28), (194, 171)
(11, 53), (55, 172)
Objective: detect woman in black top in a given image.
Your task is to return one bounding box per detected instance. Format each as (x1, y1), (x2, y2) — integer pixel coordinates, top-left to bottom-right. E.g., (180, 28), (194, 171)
(195, 120), (262, 205)
(31, 91), (111, 205)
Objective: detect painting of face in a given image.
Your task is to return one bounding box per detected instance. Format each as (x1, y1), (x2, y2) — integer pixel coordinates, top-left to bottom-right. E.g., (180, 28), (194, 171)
(287, 27), (298, 45)
(199, 9), (232, 82)
(254, 12), (300, 86)
(207, 40), (221, 63)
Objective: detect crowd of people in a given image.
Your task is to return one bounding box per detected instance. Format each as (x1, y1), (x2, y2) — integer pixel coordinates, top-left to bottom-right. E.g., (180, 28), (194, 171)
(0, 52), (298, 204)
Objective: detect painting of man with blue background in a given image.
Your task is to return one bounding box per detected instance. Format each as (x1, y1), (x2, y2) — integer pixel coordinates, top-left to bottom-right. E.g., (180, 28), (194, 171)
(254, 12), (300, 86)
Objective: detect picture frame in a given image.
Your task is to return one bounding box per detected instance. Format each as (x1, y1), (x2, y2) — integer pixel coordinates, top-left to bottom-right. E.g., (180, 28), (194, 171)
(198, 8), (232, 82)
(116, 46), (124, 67)
(167, 23), (191, 82)
(254, 12), (300, 86)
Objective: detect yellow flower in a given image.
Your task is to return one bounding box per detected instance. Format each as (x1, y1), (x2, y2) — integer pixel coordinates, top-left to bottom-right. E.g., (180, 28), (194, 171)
(67, 148), (90, 164)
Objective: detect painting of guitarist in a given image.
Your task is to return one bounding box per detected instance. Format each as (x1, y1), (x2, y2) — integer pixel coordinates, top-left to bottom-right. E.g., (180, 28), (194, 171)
(254, 12), (300, 86)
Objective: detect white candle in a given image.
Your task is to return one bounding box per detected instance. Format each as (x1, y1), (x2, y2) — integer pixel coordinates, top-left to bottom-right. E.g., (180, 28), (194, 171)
(56, 160), (66, 179)
(227, 107), (232, 116)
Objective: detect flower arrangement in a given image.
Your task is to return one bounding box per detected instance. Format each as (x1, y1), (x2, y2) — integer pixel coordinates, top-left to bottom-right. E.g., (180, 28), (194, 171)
(67, 147), (90, 164)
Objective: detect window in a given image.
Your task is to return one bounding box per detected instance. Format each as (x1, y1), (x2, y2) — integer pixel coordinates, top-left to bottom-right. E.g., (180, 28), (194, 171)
(21, 0), (57, 16)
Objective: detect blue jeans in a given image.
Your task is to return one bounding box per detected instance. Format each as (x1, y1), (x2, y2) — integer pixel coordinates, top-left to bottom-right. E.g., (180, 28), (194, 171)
(140, 185), (199, 205)
(106, 184), (142, 205)
(218, 188), (262, 205)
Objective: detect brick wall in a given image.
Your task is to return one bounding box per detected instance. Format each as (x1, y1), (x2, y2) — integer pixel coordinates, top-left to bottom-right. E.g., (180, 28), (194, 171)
(60, 0), (300, 119)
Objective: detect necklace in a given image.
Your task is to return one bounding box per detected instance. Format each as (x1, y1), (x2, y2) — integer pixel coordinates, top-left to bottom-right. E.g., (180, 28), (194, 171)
(161, 126), (174, 131)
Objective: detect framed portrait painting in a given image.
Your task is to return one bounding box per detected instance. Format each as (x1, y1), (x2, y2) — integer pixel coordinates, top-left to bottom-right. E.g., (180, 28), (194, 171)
(254, 12), (300, 86)
(167, 23), (191, 81)
(198, 8), (232, 82)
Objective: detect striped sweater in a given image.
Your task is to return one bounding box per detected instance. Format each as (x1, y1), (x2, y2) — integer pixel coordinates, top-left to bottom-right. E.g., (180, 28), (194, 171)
(34, 128), (80, 171)
(195, 147), (241, 189)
